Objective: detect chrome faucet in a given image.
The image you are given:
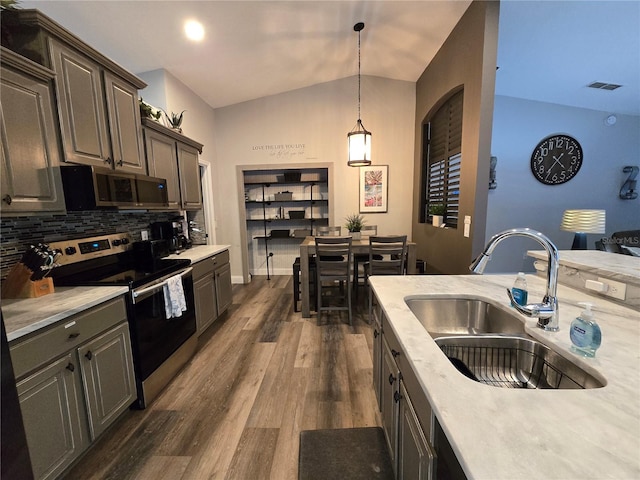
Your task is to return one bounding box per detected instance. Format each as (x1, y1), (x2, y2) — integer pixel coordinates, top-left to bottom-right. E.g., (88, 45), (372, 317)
(469, 228), (560, 331)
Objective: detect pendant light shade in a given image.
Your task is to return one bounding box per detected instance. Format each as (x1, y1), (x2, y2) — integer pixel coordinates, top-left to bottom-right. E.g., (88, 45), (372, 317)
(348, 22), (372, 167)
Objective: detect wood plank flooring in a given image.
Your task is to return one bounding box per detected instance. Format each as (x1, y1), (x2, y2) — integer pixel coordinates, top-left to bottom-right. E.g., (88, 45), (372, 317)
(64, 276), (380, 479)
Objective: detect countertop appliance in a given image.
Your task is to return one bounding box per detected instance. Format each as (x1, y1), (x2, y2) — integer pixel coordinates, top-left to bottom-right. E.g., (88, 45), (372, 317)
(60, 165), (169, 210)
(150, 220), (192, 253)
(50, 233), (197, 408)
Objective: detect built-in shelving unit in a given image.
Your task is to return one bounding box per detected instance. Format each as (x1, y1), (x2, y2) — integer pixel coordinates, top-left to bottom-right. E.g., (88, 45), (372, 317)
(242, 167), (330, 278)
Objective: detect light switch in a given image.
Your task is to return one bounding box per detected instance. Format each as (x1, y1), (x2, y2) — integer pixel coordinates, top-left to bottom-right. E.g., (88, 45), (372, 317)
(463, 215), (471, 238)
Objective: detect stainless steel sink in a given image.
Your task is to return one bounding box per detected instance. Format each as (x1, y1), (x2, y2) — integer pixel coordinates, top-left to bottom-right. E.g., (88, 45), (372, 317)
(405, 297), (526, 336)
(435, 335), (605, 389)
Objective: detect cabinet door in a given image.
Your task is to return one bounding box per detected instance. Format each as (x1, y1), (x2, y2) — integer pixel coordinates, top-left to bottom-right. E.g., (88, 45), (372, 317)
(177, 142), (202, 210)
(49, 38), (112, 168)
(193, 273), (217, 335)
(215, 262), (233, 316)
(381, 337), (400, 474)
(398, 382), (435, 480)
(0, 65), (65, 213)
(144, 127), (181, 209)
(17, 353), (88, 480)
(372, 307), (383, 411)
(78, 322), (136, 440)
(103, 71), (145, 174)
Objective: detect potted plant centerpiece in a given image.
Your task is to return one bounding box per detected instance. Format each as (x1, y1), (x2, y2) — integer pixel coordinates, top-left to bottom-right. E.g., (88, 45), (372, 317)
(345, 213), (365, 240)
(429, 203), (446, 227)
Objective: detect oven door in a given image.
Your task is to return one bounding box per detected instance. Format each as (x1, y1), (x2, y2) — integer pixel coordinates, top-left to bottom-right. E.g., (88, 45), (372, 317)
(130, 267), (196, 381)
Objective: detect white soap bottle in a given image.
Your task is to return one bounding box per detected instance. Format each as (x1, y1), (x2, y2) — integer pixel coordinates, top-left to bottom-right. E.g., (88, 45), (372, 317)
(511, 272), (528, 307)
(570, 302), (602, 357)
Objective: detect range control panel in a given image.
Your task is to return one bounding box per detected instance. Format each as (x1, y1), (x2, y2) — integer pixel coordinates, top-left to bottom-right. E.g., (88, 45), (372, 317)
(49, 233), (133, 266)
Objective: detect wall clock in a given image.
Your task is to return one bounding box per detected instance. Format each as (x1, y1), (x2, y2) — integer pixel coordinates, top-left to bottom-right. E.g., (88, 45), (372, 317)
(530, 134), (583, 185)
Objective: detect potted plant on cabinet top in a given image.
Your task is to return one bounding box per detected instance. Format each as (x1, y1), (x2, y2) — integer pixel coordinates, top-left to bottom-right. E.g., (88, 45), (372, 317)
(163, 109), (185, 133)
(429, 203), (446, 227)
(345, 213), (365, 239)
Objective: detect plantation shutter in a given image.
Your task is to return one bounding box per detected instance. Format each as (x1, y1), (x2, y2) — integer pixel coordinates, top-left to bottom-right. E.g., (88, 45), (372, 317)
(423, 90), (463, 228)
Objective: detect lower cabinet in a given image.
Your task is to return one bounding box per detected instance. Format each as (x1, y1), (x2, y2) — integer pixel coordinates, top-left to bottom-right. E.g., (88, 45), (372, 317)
(193, 250), (232, 336)
(373, 303), (445, 480)
(10, 297), (136, 480)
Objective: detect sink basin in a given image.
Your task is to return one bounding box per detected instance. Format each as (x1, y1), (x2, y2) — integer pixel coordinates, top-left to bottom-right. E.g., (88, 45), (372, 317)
(405, 297), (525, 336)
(435, 335), (605, 389)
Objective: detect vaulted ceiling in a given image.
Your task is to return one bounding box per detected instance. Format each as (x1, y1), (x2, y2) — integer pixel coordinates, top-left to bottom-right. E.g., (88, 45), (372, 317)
(20, 1), (640, 115)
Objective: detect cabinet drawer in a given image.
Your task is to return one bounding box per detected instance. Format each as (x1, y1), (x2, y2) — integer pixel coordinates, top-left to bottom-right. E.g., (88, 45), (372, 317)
(10, 297), (127, 379)
(192, 250), (230, 280)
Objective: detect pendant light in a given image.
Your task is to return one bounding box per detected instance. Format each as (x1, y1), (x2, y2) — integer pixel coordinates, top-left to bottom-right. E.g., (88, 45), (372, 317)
(347, 22), (372, 167)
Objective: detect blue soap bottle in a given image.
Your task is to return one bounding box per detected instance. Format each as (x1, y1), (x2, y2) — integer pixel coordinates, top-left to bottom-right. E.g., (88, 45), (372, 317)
(570, 302), (601, 357)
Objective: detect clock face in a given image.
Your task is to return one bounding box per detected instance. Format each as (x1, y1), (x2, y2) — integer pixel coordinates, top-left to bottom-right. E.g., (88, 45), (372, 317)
(530, 134), (583, 185)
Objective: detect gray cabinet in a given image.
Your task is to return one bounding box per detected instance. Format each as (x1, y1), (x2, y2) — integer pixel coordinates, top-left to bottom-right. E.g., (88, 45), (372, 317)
(10, 296), (135, 480)
(1, 9), (147, 174)
(192, 250), (232, 335)
(78, 322), (136, 440)
(0, 47), (65, 214)
(374, 303), (438, 480)
(372, 306), (383, 410)
(143, 118), (203, 210)
(16, 353), (87, 480)
(50, 39), (145, 173)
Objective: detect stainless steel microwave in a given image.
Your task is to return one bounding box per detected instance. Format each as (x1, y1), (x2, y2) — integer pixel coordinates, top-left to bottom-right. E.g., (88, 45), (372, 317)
(60, 165), (169, 210)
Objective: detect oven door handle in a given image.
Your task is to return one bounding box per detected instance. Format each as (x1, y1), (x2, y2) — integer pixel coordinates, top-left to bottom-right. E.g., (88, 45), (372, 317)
(131, 267), (193, 303)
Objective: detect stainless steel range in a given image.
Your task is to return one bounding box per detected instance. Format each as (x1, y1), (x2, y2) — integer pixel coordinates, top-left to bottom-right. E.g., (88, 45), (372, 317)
(50, 233), (197, 408)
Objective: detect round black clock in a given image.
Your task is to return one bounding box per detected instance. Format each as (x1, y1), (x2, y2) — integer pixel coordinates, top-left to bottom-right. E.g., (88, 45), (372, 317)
(530, 134), (583, 185)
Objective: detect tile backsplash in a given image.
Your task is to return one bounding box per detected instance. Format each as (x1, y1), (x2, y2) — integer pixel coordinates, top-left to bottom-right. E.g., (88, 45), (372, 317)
(1, 211), (177, 280)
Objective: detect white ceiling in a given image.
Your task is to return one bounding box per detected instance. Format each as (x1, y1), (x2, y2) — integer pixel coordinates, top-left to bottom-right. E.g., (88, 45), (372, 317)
(19, 1), (640, 115)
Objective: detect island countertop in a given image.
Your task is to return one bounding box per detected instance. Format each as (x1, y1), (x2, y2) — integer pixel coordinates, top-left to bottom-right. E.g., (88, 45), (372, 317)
(370, 273), (640, 479)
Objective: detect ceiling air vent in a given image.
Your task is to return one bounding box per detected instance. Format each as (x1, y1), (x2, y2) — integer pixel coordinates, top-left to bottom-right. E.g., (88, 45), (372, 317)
(587, 81), (622, 91)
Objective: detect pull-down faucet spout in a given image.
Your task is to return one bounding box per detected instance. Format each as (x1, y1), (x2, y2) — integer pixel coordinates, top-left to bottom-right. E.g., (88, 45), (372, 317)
(469, 228), (560, 331)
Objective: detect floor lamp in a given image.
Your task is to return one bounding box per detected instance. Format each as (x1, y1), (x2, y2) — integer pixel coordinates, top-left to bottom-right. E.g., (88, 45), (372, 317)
(560, 210), (606, 250)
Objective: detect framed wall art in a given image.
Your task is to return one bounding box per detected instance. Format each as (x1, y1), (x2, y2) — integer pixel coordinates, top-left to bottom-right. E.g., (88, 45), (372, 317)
(359, 165), (388, 213)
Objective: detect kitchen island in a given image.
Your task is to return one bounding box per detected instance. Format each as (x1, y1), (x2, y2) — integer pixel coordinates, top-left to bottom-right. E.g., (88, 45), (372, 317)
(370, 273), (640, 479)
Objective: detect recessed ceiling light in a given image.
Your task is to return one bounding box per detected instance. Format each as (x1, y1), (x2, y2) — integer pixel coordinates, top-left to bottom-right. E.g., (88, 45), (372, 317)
(184, 20), (204, 42)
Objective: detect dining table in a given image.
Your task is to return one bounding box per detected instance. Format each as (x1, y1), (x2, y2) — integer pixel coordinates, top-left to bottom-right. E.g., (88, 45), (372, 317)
(299, 236), (417, 318)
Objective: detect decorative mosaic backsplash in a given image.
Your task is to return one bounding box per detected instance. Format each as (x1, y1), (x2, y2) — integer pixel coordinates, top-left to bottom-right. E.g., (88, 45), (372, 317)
(0, 211), (178, 280)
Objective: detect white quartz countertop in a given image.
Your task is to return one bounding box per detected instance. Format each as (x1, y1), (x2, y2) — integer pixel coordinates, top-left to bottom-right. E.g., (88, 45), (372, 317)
(2, 286), (129, 343)
(166, 245), (230, 264)
(370, 273), (640, 479)
(528, 249), (640, 286)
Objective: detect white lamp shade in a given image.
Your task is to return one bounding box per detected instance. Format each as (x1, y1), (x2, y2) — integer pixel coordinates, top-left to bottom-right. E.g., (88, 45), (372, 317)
(347, 130), (372, 167)
(560, 209), (606, 234)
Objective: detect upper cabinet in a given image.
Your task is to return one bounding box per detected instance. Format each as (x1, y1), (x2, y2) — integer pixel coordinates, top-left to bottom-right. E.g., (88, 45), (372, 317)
(142, 118), (203, 211)
(0, 47), (66, 214)
(1, 9), (147, 174)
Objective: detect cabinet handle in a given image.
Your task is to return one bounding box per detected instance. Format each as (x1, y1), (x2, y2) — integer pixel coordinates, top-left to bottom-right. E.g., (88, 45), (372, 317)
(391, 349), (400, 358)
(105, 156), (113, 165)
(373, 329), (379, 338)
(2, 194), (12, 205)
(66, 363), (75, 372)
(85, 351), (93, 360)
(68, 332), (80, 339)
(388, 373), (396, 385)
(117, 159), (123, 167)
(394, 390), (403, 403)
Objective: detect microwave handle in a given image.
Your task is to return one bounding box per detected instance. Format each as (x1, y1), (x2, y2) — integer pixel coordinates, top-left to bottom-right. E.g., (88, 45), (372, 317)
(131, 267), (193, 302)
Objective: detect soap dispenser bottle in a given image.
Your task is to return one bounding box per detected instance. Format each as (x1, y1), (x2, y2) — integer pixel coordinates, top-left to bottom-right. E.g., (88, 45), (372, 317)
(570, 302), (601, 357)
(511, 272), (528, 307)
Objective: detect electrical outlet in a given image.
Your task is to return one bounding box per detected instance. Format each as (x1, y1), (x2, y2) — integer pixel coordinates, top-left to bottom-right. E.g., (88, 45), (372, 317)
(597, 277), (627, 300)
(141, 230), (149, 241)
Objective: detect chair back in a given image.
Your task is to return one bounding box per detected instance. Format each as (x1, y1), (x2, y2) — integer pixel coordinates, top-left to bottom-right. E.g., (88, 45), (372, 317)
(360, 225), (377, 238)
(316, 226), (341, 236)
(368, 235), (407, 276)
(315, 237), (352, 276)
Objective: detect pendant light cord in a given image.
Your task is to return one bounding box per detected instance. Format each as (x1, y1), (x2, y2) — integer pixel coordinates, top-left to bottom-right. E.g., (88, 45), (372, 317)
(358, 27), (361, 121)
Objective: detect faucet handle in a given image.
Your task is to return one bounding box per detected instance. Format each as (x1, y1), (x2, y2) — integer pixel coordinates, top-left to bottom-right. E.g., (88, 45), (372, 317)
(507, 288), (556, 319)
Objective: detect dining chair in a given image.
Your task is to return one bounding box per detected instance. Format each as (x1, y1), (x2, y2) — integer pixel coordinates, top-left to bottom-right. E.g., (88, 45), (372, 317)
(316, 225), (342, 236)
(364, 235), (407, 322)
(315, 236), (353, 326)
(352, 225), (378, 297)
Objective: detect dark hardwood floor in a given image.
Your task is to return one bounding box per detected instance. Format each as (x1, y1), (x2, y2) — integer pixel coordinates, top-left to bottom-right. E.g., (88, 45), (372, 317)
(64, 276), (380, 479)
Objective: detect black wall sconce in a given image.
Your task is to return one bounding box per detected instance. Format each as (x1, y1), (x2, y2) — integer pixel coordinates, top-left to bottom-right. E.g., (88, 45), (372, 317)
(619, 165), (638, 200)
